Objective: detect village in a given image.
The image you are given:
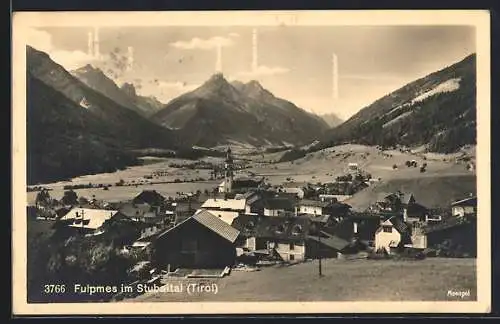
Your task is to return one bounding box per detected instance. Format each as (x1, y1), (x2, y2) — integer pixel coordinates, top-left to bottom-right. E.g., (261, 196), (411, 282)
(27, 147), (477, 302)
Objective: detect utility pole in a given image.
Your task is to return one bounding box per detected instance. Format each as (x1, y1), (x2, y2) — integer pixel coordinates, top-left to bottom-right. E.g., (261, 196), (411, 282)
(318, 232), (323, 277)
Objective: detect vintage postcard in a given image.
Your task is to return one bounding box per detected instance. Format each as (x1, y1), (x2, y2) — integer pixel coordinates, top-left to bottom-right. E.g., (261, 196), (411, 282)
(12, 10), (491, 315)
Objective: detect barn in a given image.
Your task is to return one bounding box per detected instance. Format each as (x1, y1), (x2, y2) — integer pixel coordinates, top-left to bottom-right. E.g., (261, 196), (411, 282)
(151, 210), (240, 270)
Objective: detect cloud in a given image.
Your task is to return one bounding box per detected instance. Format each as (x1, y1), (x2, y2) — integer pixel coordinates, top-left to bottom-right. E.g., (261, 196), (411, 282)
(170, 34), (236, 50)
(238, 65), (291, 78)
(26, 28), (102, 70)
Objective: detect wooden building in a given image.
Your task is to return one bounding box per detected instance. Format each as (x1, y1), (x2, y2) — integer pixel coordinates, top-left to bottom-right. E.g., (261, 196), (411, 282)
(151, 210), (240, 270)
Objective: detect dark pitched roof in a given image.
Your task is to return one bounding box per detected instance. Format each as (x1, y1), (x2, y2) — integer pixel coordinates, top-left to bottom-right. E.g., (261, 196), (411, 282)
(388, 216), (410, 234)
(422, 217), (472, 234)
(308, 214), (331, 223)
(299, 199), (331, 208)
(263, 198), (295, 210)
(133, 190), (165, 206)
(307, 234), (350, 251)
(330, 215), (381, 241)
(175, 201), (202, 213)
(119, 203), (152, 218)
(299, 199), (352, 211)
(231, 215), (311, 241)
(232, 177), (264, 189)
(405, 202), (429, 217)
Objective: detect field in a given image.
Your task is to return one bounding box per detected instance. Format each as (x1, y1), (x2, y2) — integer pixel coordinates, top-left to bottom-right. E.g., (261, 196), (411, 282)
(249, 144), (475, 186)
(345, 174), (477, 211)
(128, 258), (476, 302)
(27, 144), (476, 206)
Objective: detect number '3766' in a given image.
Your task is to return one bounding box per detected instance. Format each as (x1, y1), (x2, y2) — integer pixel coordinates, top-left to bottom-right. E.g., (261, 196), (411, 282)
(44, 284), (66, 294)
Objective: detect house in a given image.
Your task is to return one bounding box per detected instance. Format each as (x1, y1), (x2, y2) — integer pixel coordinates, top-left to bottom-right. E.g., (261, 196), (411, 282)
(403, 200), (430, 224)
(231, 215), (311, 262)
(218, 176), (265, 194)
(199, 209), (240, 226)
(132, 190), (165, 207)
(201, 198), (246, 212)
(173, 201), (202, 225)
(366, 192), (429, 223)
(281, 182), (309, 197)
(451, 196), (477, 218)
(374, 216), (412, 253)
(119, 202), (173, 225)
(238, 191), (264, 214)
(411, 216), (476, 255)
(330, 213), (381, 245)
(347, 162), (359, 173)
(199, 198), (246, 223)
(119, 202), (153, 220)
(297, 199), (351, 217)
(281, 187), (305, 199)
(59, 208), (126, 234)
(151, 210), (240, 269)
(262, 198), (295, 217)
(232, 177), (265, 193)
(231, 215), (355, 262)
(319, 194), (352, 203)
(307, 231), (353, 258)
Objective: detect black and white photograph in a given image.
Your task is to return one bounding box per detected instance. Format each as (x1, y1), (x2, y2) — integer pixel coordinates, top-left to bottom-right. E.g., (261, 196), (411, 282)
(12, 10), (491, 315)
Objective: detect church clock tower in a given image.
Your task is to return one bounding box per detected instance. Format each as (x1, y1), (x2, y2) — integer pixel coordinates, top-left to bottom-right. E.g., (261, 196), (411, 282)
(223, 147), (234, 193)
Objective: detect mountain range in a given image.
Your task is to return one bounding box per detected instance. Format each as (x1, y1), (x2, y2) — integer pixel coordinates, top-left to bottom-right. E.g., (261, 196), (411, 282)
(26, 46), (179, 184)
(151, 73), (330, 147)
(72, 65), (164, 117)
(319, 113), (344, 128)
(314, 53), (476, 153)
(26, 45), (476, 183)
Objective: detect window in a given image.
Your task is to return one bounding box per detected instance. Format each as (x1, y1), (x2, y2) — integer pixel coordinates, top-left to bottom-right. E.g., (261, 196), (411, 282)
(383, 226), (392, 233)
(291, 225), (303, 235)
(275, 224), (285, 234)
(290, 254), (295, 261)
(290, 243), (295, 250)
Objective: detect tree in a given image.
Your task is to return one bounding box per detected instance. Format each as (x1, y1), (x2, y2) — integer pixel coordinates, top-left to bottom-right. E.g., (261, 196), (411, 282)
(35, 189), (51, 208)
(61, 190), (78, 206)
(78, 196), (89, 206)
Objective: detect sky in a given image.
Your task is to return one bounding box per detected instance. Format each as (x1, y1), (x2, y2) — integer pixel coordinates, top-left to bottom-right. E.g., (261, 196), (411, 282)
(27, 25), (475, 119)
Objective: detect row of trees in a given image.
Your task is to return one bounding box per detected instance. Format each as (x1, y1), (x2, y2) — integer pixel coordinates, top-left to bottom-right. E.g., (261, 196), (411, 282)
(35, 188), (88, 208)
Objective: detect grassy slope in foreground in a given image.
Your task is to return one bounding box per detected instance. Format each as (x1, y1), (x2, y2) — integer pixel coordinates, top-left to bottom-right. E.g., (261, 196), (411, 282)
(130, 258), (476, 302)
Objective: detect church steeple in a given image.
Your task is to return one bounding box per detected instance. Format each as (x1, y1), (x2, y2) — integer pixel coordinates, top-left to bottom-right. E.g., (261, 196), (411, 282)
(223, 146), (234, 193)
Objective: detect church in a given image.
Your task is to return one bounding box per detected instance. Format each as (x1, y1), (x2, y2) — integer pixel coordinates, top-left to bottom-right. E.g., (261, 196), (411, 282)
(218, 147), (265, 194)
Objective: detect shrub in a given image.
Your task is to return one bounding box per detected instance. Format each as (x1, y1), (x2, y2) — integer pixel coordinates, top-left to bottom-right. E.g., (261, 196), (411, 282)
(392, 164), (398, 170)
